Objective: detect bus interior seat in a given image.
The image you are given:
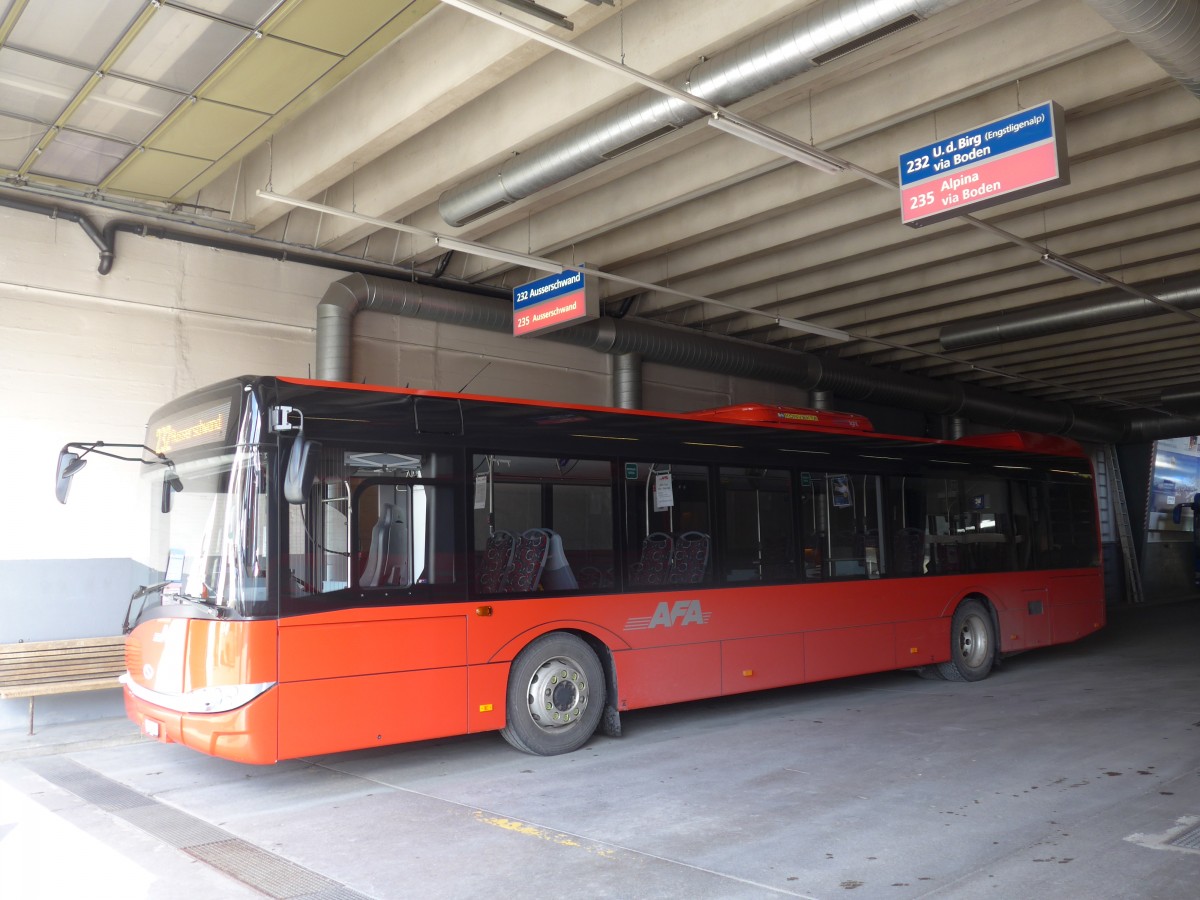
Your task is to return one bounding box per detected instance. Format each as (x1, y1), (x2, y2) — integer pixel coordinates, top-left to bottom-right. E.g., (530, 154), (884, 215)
(892, 527), (924, 576)
(934, 542), (961, 574)
(362, 504), (407, 587)
(479, 530), (516, 593)
(630, 532), (673, 585)
(541, 530), (578, 590)
(508, 528), (551, 592)
(669, 531), (710, 583)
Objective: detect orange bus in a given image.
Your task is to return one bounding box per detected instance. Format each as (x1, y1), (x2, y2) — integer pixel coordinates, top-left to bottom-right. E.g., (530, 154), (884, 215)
(59, 376), (1104, 764)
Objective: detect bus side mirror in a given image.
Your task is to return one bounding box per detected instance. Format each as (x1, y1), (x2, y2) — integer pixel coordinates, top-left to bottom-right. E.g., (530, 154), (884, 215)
(284, 435), (321, 504)
(55, 450), (86, 504)
(161, 468), (183, 514)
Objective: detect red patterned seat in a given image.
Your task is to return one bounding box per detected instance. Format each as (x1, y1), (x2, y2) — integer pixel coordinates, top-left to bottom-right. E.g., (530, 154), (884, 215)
(479, 530), (515, 593)
(668, 531), (710, 584)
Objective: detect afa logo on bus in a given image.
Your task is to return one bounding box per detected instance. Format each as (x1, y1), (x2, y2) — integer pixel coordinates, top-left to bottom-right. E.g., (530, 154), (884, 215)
(624, 600), (711, 630)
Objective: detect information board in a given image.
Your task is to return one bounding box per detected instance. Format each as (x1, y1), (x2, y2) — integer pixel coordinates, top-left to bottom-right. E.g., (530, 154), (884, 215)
(899, 101), (1068, 227)
(513, 270), (598, 337)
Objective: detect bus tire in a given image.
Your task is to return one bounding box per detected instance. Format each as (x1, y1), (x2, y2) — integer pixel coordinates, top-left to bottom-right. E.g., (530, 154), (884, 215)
(501, 633), (606, 756)
(937, 599), (996, 682)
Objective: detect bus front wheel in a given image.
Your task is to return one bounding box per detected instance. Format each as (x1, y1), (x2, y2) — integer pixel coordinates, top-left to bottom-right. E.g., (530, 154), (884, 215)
(937, 599), (996, 682)
(501, 633), (606, 756)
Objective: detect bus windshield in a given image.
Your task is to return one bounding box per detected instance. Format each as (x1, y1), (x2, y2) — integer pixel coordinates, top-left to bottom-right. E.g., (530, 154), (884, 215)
(145, 445), (270, 617)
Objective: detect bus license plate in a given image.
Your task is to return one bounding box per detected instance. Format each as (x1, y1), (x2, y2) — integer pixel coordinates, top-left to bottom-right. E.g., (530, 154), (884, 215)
(143, 719), (160, 738)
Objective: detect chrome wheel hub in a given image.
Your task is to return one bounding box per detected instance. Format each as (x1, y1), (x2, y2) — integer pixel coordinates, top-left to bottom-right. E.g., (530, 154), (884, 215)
(526, 656), (589, 730)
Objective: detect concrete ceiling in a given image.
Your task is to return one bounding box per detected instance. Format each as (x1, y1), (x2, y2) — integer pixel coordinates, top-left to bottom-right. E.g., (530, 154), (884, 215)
(4, 0), (1200, 429)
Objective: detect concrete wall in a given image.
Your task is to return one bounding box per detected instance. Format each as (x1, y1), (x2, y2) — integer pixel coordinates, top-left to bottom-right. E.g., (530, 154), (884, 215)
(0, 204), (813, 730)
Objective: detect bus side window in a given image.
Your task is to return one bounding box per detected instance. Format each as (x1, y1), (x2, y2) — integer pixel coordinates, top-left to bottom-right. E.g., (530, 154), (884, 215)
(718, 466), (795, 583)
(473, 455), (613, 594)
(288, 448), (459, 598)
(287, 447), (349, 595)
(810, 474), (883, 579)
(353, 480), (459, 592)
(623, 462), (711, 588)
(884, 475), (927, 577)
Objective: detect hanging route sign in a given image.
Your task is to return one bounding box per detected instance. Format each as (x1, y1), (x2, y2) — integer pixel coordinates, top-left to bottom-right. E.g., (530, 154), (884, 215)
(513, 269), (598, 337)
(899, 101), (1068, 227)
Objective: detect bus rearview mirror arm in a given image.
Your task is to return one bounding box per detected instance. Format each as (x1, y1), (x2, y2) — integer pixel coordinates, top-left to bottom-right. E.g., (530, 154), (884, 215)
(55, 441), (178, 505)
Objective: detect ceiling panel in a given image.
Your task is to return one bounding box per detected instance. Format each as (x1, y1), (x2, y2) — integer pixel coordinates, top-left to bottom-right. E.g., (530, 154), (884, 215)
(107, 6), (249, 92)
(201, 36), (340, 114)
(104, 147), (210, 197)
(0, 112), (48, 168)
(3, 0), (1200, 438)
(179, 0), (286, 28)
(0, 47), (91, 122)
(271, 0), (406, 55)
(68, 77), (186, 145)
(29, 128), (130, 183)
(6, 0), (145, 66)
(149, 99), (269, 159)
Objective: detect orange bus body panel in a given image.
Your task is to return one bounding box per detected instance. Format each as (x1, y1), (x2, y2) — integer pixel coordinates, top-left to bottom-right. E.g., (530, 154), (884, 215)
(277, 613), (467, 681)
(721, 633), (805, 695)
(124, 618), (279, 765)
(125, 569), (1103, 763)
(277, 668), (467, 758)
(274, 608), (471, 757)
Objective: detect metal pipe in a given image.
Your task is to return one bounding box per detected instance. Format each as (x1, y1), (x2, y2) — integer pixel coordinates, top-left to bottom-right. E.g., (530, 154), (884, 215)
(438, 0), (968, 226)
(940, 274), (1200, 351)
(313, 273), (1198, 442)
(0, 193), (113, 272)
(612, 352), (642, 409)
(1083, 0), (1200, 98)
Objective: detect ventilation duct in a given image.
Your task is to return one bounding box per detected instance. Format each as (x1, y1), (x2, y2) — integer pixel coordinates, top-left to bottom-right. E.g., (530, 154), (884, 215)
(316, 273), (1200, 443)
(612, 352), (643, 409)
(940, 274), (1200, 351)
(1161, 383), (1200, 412)
(438, 0), (968, 226)
(1083, 0), (1200, 98)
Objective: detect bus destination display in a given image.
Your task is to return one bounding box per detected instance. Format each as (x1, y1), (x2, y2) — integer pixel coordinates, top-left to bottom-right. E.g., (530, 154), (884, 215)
(899, 101), (1068, 227)
(513, 270), (598, 337)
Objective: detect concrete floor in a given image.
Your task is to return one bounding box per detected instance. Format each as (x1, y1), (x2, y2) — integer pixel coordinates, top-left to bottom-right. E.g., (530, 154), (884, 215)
(2, 601), (1198, 900)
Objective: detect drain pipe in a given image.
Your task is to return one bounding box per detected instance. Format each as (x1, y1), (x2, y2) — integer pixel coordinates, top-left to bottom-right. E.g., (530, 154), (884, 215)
(0, 192), (112, 272)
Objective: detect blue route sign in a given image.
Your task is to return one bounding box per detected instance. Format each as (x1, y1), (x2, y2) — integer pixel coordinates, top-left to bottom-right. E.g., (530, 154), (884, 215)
(899, 101), (1069, 227)
(900, 102), (1061, 186)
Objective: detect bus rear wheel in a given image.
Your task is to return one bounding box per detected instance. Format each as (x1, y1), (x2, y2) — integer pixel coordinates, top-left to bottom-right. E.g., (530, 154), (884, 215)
(937, 599), (996, 682)
(501, 633), (606, 756)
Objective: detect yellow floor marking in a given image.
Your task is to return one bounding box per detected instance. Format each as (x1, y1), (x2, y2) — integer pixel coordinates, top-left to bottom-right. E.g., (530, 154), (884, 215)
(473, 812), (616, 858)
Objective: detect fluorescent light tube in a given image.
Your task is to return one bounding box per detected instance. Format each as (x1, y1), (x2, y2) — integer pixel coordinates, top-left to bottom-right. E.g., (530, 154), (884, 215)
(708, 114), (846, 174)
(435, 236), (563, 273)
(1039, 253), (1107, 286)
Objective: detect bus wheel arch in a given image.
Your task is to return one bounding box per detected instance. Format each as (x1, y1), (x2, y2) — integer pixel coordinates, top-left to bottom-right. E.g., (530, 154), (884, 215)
(937, 594), (999, 682)
(500, 630), (610, 755)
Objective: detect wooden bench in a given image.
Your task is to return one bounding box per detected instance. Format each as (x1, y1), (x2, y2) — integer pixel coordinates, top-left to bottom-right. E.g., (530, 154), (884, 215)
(0, 636), (126, 734)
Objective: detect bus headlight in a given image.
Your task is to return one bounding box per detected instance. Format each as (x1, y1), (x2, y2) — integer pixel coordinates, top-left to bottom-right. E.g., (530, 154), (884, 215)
(124, 676), (275, 714)
(188, 682), (274, 713)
